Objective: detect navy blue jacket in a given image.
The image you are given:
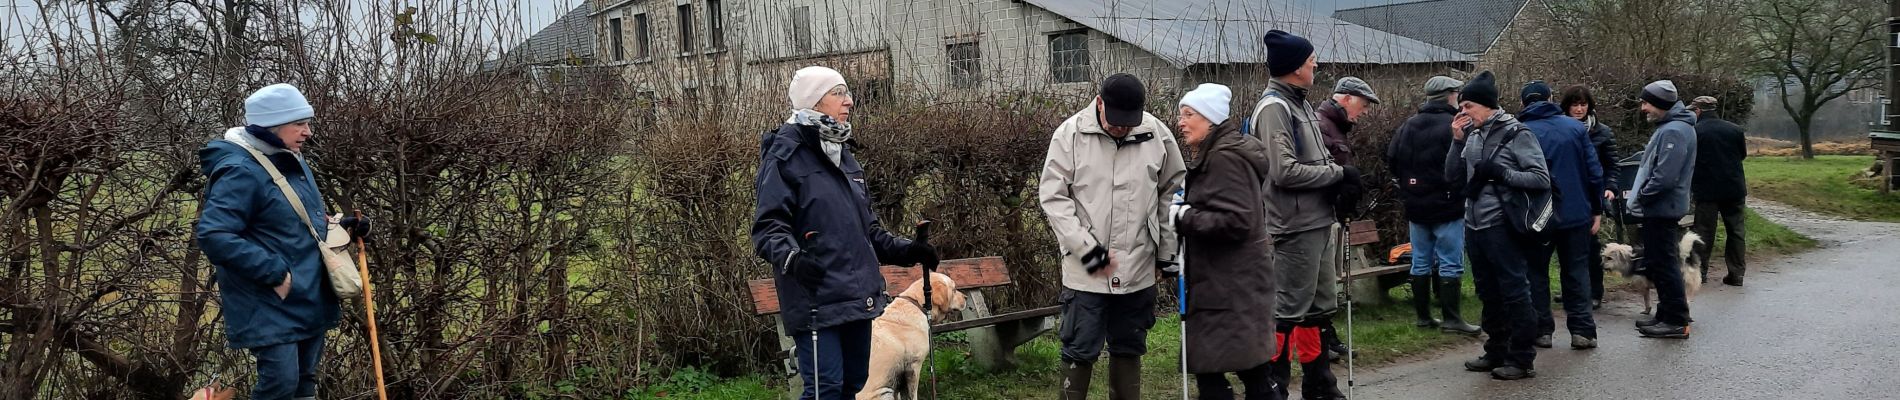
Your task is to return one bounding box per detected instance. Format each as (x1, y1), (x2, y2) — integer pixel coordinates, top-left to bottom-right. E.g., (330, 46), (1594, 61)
(1521, 102), (1603, 230)
(752, 123), (914, 334)
(195, 127), (341, 349)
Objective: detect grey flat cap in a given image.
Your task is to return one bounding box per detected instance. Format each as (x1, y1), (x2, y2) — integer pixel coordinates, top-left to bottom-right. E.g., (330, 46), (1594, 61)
(1334, 77), (1381, 104)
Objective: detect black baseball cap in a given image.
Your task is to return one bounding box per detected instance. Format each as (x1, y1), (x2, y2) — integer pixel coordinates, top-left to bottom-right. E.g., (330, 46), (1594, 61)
(1099, 73), (1146, 127)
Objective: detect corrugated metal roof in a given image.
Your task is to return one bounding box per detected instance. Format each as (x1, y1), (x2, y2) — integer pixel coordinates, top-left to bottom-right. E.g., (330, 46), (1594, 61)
(1022, 0), (1474, 69)
(1333, 0), (1530, 56)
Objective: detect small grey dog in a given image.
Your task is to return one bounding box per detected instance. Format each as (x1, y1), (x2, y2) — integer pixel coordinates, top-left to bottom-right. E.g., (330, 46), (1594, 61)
(1601, 232), (1704, 315)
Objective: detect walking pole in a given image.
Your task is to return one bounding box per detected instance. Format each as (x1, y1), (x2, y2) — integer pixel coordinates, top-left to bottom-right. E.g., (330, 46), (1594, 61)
(1339, 223), (1354, 398)
(353, 210), (389, 400)
(800, 231), (822, 400)
(1172, 188), (1190, 400)
(913, 221), (940, 400)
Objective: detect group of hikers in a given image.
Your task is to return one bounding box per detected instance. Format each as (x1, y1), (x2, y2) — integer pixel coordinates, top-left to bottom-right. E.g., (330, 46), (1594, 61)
(193, 29), (1752, 400)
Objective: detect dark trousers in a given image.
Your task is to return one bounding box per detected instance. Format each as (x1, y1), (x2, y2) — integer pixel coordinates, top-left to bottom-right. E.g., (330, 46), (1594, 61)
(1529, 225), (1599, 338)
(1468, 227), (1538, 369)
(251, 335), (324, 400)
(1195, 362), (1278, 400)
(1058, 287), (1158, 363)
(793, 318), (873, 400)
(1641, 218), (1693, 325)
(1692, 200), (1747, 281)
(1590, 238), (1606, 301)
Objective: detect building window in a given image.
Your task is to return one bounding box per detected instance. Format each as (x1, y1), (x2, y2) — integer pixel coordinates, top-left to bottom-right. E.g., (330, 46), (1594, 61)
(707, 0), (726, 51)
(1049, 31), (1091, 83)
(608, 18), (625, 61)
(677, 4), (695, 55)
(633, 13), (651, 59)
(791, 6), (813, 54)
(947, 42), (982, 89)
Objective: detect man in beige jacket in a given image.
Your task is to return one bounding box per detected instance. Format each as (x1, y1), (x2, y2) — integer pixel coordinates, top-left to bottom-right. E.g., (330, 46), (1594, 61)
(1038, 73), (1186, 400)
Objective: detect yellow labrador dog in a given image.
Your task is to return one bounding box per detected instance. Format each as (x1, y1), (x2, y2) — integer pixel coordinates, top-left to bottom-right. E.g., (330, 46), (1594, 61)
(857, 272), (965, 400)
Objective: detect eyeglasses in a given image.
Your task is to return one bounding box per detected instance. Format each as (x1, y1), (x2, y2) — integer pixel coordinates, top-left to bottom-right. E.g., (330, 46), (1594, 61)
(828, 87), (853, 100)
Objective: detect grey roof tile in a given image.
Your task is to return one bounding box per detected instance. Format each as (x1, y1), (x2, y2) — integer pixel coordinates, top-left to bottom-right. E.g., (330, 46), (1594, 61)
(1332, 0), (1529, 56)
(1022, 0), (1474, 69)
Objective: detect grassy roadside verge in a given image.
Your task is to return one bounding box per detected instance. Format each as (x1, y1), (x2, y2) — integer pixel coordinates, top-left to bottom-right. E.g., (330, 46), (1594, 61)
(1743, 155), (1900, 222)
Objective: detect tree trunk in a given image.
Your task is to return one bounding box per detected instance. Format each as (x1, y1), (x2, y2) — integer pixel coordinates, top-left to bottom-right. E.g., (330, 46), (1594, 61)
(1796, 113), (1816, 159)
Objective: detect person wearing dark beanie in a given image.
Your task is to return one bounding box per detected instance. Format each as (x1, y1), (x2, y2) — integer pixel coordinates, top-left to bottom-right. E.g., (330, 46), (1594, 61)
(1263, 30), (1314, 78)
(1253, 28), (1348, 400)
(1445, 70), (1553, 380)
(1460, 71), (1501, 110)
(1629, 80), (1699, 339)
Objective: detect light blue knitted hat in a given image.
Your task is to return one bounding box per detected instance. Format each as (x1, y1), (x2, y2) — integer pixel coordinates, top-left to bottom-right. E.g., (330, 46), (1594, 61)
(244, 84), (314, 127)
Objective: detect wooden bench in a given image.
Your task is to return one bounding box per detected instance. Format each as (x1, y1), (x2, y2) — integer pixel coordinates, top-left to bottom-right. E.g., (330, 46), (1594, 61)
(1342, 220), (1409, 305)
(747, 257), (1059, 390)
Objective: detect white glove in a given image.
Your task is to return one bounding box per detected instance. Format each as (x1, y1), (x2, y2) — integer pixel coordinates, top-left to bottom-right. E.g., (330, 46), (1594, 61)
(1170, 203), (1191, 226)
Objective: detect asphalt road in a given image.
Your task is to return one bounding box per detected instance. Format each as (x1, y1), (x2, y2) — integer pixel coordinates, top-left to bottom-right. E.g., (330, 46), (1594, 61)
(1341, 199), (1900, 400)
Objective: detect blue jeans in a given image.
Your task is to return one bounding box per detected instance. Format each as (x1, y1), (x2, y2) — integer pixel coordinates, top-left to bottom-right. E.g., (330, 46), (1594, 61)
(792, 318), (873, 400)
(1408, 220), (1466, 278)
(1529, 225), (1599, 338)
(251, 335), (324, 400)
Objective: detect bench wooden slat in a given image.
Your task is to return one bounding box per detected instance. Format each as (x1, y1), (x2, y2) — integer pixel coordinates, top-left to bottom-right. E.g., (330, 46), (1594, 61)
(1345, 220), (1379, 246)
(932, 306), (1062, 333)
(1348, 264), (1408, 280)
(748, 257), (1010, 315)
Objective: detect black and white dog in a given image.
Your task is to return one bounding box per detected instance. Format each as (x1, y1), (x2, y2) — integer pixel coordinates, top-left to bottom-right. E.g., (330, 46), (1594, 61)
(1600, 232), (1704, 315)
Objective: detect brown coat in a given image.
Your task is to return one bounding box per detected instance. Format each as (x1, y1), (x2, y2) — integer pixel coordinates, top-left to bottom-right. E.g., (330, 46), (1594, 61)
(1177, 120), (1277, 374)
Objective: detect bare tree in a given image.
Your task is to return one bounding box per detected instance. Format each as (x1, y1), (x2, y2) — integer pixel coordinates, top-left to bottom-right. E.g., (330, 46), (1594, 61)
(1748, 0), (1885, 159)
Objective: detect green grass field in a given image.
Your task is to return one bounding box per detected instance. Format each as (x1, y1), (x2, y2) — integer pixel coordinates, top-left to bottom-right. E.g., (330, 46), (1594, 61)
(1744, 155), (1900, 222)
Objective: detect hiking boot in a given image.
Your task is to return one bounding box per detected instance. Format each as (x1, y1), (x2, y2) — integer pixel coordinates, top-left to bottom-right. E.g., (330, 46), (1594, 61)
(1571, 335), (1597, 349)
(1490, 365), (1537, 380)
(1635, 317), (1661, 328)
(1723, 275), (1744, 287)
(1411, 276), (1439, 328)
(1533, 334), (1553, 349)
(1464, 356), (1503, 372)
(1639, 322), (1691, 339)
(1437, 277), (1482, 335)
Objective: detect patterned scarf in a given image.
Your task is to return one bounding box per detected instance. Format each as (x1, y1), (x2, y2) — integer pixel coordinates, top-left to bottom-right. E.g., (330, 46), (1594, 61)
(788, 109), (853, 166)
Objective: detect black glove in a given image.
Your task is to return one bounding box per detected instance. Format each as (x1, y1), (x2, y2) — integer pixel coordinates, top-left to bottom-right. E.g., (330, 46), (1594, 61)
(907, 241), (940, 271)
(1080, 245), (1110, 274)
(1158, 261), (1180, 279)
(786, 250), (825, 289)
(339, 216), (372, 242)
(1475, 160), (1508, 183)
(1333, 166), (1365, 222)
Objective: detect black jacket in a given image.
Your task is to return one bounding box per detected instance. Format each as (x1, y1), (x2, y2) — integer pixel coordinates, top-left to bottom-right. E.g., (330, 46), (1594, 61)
(752, 123), (916, 334)
(1387, 100), (1465, 224)
(1317, 99), (1356, 166)
(1586, 116), (1619, 193)
(1692, 113), (1748, 203)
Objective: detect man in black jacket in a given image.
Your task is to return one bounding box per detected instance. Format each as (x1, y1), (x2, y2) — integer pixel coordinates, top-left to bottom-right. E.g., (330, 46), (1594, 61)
(1690, 96), (1748, 287)
(1387, 75), (1482, 336)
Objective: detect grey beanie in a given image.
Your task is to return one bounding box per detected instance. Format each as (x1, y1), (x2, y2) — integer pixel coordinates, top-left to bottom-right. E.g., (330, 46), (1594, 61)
(1423, 76), (1463, 101)
(1641, 80), (1679, 110)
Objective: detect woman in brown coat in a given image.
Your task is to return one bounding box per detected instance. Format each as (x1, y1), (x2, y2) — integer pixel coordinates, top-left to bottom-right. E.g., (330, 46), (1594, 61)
(1170, 83), (1278, 399)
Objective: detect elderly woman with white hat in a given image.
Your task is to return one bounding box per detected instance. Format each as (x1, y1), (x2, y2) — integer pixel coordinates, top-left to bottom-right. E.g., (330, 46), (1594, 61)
(1170, 83), (1278, 399)
(196, 83), (368, 399)
(750, 66), (939, 400)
